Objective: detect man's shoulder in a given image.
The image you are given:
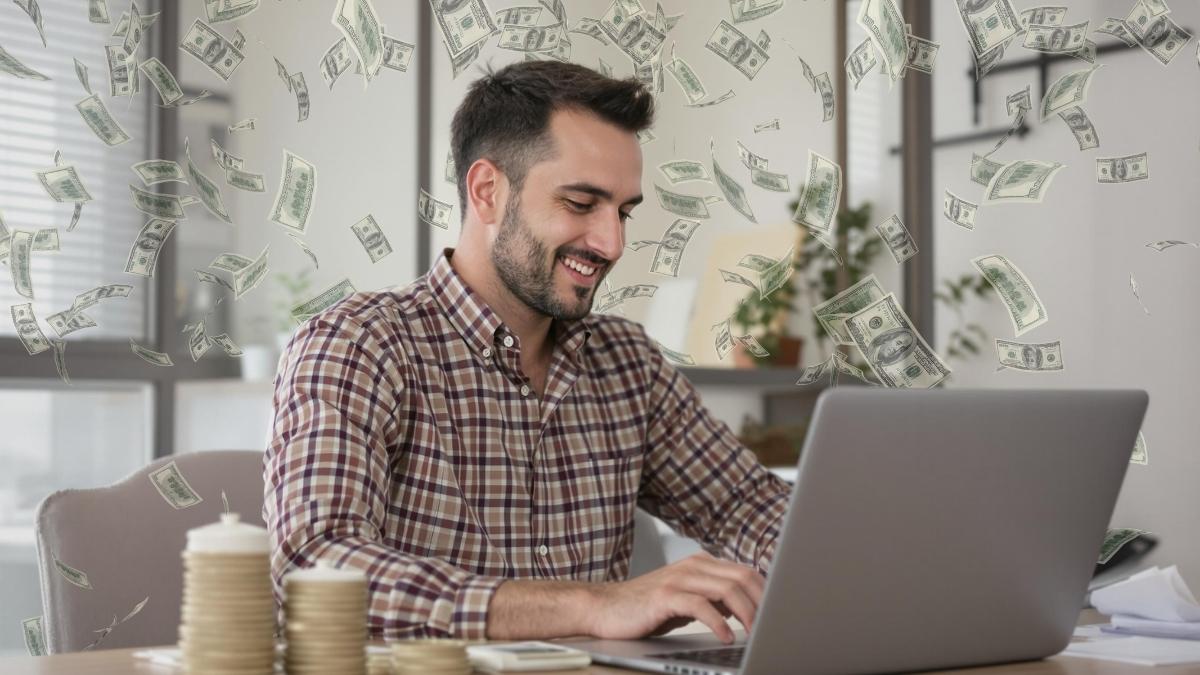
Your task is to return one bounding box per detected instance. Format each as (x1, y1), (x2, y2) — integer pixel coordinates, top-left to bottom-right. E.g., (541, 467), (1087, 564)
(301, 277), (436, 338)
(583, 312), (660, 357)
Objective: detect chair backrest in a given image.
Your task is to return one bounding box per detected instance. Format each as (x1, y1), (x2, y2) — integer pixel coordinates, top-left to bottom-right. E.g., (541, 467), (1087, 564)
(34, 450), (264, 654)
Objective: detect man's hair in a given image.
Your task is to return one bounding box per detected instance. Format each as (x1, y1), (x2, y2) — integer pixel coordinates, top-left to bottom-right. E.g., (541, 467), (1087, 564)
(450, 60), (655, 219)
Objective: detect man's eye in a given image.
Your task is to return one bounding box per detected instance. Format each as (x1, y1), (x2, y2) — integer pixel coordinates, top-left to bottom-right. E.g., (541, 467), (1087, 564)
(566, 200), (591, 211)
(619, 211), (634, 223)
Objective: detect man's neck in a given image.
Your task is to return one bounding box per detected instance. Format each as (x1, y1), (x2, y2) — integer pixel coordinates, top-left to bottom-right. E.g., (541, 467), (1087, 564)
(448, 247), (555, 366)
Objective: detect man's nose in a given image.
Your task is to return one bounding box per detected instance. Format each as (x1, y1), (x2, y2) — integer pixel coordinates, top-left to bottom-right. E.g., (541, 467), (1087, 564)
(587, 209), (625, 263)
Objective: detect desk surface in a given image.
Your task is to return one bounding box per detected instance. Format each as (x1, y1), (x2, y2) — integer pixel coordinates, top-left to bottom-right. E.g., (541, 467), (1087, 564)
(1, 611), (1193, 674)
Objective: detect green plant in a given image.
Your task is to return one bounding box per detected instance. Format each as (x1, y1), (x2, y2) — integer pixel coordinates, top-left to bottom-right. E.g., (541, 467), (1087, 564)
(934, 273), (996, 361)
(272, 269), (313, 334)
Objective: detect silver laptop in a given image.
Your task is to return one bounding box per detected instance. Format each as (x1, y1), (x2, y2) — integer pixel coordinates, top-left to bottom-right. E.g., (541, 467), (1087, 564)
(567, 388), (1147, 675)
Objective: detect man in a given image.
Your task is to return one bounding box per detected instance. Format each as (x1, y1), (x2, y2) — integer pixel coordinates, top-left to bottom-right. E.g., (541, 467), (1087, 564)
(264, 60), (790, 645)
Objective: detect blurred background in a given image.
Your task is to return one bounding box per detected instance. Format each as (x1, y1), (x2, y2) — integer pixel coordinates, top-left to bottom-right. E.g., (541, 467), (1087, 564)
(0, 0), (1197, 656)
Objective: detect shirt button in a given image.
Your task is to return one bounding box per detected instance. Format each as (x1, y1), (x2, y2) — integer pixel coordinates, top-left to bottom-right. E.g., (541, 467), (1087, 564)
(502, 335), (515, 348)
(537, 544), (549, 556)
(520, 384), (531, 397)
(481, 347), (492, 358)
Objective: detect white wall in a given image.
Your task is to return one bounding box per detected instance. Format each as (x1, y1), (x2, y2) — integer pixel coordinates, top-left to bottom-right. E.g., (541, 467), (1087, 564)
(930, 0), (1200, 579)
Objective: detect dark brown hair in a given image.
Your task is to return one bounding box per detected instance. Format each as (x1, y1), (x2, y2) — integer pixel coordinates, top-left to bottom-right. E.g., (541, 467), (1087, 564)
(450, 60), (655, 219)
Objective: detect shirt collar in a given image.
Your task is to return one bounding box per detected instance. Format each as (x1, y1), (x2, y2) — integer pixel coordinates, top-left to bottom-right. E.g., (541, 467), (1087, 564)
(428, 248), (592, 360)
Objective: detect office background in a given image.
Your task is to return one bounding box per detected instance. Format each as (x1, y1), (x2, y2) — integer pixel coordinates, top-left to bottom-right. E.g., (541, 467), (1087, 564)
(0, 0), (1196, 658)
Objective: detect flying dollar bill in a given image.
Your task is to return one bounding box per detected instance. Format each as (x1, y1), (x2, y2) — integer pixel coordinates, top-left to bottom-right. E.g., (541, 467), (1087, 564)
(1096, 152), (1149, 183)
(184, 138), (231, 223)
(845, 293), (951, 388)
(656, 341), (695, 366)
(148, 461), (204, 509)
(795, 355), (835, 386)
(972, 254), (1048, 336)
(180, 18), (245, 81)
(1058, 106), (1099, 151)
(0, 43), (49, 80)
(791, 150), (842, 234)
(665, 45), (707, 104)
(996, 338), (1063, 372)
(22, 616), (46, 656)
(53, 558), (93, 589)
(971, 152), (1003, 186)
(649, 219), (700, 277)
(9, 231), (34, 299)
(983, 159), (1065, 204)
(232, 245), (270, 300)
(270, 150), (316, 234)
(1023, 21), (1089, 54)
(943, 190), (978, 230)
(334, 0), (384, 80)
(1040, 64), (1102, 120)
(595, 284), (657, 313)
(206, 0), (258, 23)
(12, 303), (50, 355)
(954, 0), (1020, 57)
(131, 159), (186, 186)
(1145, 240), (1198, 252)
(36, 165), (92, 203)
(1129, 432), (1148, 466)
(658, 160), (711, 184)
(75, 94), (131, 146)
(131, 338), (174, 366)
(129, 185), (186, 219)
(857, 0), (908, 82)
(845, 38), (879, 90)
(350, 214), (393, 263)
(292, 278), (357, 323)
(138, 57), (184, 105)
(875, 214), (918, 264)
(430, 0), (499, 60)
(712, 318), (733, 360)
(705, 20), (768, 79)
(813, 274), (886, 345)
(124, 218), (175, 277)
(418, 188), (454, 229)
(710, 139), (756, 222)
(905, 33), (939, 74)
(1098, 527), (1147, 563)
(655, 184), (712, 219)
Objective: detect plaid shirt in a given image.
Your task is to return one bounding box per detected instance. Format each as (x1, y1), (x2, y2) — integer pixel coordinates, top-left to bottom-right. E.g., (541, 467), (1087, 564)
(263, 249), (790, 640)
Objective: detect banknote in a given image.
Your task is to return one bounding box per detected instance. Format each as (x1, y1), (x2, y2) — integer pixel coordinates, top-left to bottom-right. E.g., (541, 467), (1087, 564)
(0, 43), (49, 80)
(195, 269), (234, 293)
(795, 355), (834, 386)
(187, 322), (213, 362)
(1129, 274), (1150, 316)
(737, 253), (777, 273)
(498, 22), (563, 53)
(655, 184), (711, 219)
(731, 0), (782, 24)
(1129, 432), (1148, 466)
(225, 166), (265, 192)
(209, 138), (244, 171)
(1098, 527), (1147, 563)
(1023, 21), (1089, 53)
(89, 0), (110, 23)
(1124, 0), (1169, 41)
(228, 117), (256, 133)
(73, 58), (92, 94)
(209, 252), (252, 273)
(1136, 15), (1192, 66)
(971, 152), (1003, 186)
(289, 71), (310, 121)
(180, 18), (245, 81)
(712, 319), (733, 360)
(649, 219), (700, 277)
(1145, 240), (1198, 252)
(832, 351), (874, 385)
(148, 461), (204, 509)
(270, 150), (316, 233)
(22, 616), (45, 656)
(206, 0), (258, 23)
(14, 0), (46, 47)
(710, 140), (756, 222)
(983, 159), (1065, 204)
(75, 94), (131, 146)
(688, 88), (737, 109)
(846, 38), (878, 90)
(857, 0), (908, 82)
(1057, 106), (1099, 150)
(666, 47), (706, 104)
(1096, 153), (1149, 183)
(495, 6), (540, 26)
(54, 558), (93, 589)
(758, 246), (795, 299)
(71, 284), (132, 312)
(131, 159), (186, 186)
(706, 20), (768, 80)
(954, 0), (1020, 57)
(813, 274), (885, 345)
(210, 333), (242, 357)
(320, 38), (354, 89)
(943, 190), (978, 230)
(753, 118), (780, 133)
(657, 342), (695, 366)
(720, 268), (759, 290)
(431, 0), (499, 59)
(595, 284), (657, 313)
(815, 72), (836, 121)
(131, 339), (174, 366)
(791, 150), (842, 234)
(124, 218), (175, 277)
(875, 214), (918, 264)
(292, 278), (357, 323)
(972, 254), (1048, 336)
(287, 234), (319, 269)
(734, 334), (769, 358)
(418, 188), (454, 229)
(735, 141), (768, 172)
(138, 57), (184, 105)
(232, 245), (270, 299)
(351, 214), (393, 263)
(1096, 17), (1137, 47)
(905, 33), (939, 74)
(36, 166), (92, 203)
(184, 139), (231, 223)
(1040, 64), (1102, 120)
(46, 309), (96, 338)
(972, 41), (1008, 80)
(129, 185), (186, 219)
(104, 44), (133, 97)
(845, 293), (951, 388)
(658, 160), (710, 184)
(571, 18), (610, 45)
(9, 231), (33, 299)
(996, 338), (1063, 372)
(1019, 6), (1067, 31)
(751, 168), (790, 192)
(334, 0), (384, 79)
(12, 303), (50, 355)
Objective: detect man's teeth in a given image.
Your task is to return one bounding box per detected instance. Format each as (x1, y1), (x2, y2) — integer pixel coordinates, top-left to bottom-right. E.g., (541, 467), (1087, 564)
(561, 256), (597, 276)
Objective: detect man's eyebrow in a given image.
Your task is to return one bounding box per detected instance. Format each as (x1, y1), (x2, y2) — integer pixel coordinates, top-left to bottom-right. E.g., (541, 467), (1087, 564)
(558, 182), (643, 207)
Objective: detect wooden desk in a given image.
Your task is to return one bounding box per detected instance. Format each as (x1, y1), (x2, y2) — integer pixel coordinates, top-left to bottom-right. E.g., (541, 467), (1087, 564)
(1, 611), (1193, 674)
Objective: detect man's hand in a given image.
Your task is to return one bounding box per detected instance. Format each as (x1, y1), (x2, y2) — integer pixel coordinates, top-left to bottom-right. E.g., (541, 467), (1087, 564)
(586, 552), (765, 644)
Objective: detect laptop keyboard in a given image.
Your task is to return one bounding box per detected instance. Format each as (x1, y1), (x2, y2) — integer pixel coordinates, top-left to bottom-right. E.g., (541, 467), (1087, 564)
(647, 645), (746, 668)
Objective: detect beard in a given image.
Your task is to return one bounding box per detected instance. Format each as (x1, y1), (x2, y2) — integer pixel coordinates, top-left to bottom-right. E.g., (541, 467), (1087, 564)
(491, 191), (600, 321)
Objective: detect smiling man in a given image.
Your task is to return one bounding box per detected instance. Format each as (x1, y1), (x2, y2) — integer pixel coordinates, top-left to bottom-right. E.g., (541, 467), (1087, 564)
(264, 61), (791, 646)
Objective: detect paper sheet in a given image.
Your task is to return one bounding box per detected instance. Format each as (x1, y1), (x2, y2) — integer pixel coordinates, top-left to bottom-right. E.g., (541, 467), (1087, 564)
(1062, 625), (1200, 666)
(1091, 565), (1200, 622)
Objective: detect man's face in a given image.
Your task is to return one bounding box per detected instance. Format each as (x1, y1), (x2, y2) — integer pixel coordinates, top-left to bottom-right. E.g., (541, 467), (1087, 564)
(491, 108), (644, 321)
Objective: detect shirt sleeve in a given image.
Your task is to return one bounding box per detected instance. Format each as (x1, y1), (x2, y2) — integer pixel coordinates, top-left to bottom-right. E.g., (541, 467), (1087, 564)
(263, 311), (505, 639)
(633, 328), (791, 577)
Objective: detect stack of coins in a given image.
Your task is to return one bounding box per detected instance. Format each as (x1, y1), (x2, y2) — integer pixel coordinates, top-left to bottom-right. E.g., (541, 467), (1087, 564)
(284, 560), (368, 674)
(179, 513), (276, 675)
(391, 639), (473, 675)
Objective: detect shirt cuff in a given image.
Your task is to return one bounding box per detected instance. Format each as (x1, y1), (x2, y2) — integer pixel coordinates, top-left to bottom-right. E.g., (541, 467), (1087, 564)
(426, 573), (507, 639)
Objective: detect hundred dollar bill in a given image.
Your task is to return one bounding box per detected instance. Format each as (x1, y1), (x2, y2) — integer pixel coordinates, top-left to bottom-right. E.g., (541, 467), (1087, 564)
(273, 56), (292, 91)
(36, 165), (92, 202)
(595, 284), (657, 313)
(1095, 17), (1137, 47)
(270, 150), (316, 234)
(754, 118), (780, 133)
(210, 333), (242, 357)
(232, 245), (269, 299)
(737, 253), (777, 273)
(1098, 527), (1147, 563)
(138, 57), (183, 105)
(845, 293), (951, 388)
(46, 309), (96, 337)
(649, 219), (700, 277)
(12, 303), (50, 355)
(954, 0), (1020, 57)
(637, 128), (657, 146)
(1124, 0), (1169, 41)
(205, 0), (258, 23)
(351, 214), (393, 263)
(72, 284), (133, 312)
(148, 461), (204, 509)
(1145, 240), (1198, 252)
(1129, 433), (1148, 466)
(972, 254), (1048, 335)
(498, 22), (563, 52)
(1096, 152), (1149, 183)
(795, 355), (834, 386)
(570, 18), (610, 45)
(687, 88), (736, 109)
(53, 558), (93, 589)
(75, 94), (131, 146)
(734, 333), (769, 358)
(1006, 85), (1032, 117)
(905, 33), (939, 74)
(0, 42), (49, 80)
(181, 19), (245, 81)
(131, 159), (186, 186)
(443, 151), (456, 185)
(289, 71), (310, 122)
(665, 45), (707, 104)
(73, 58), (92, 94)
(1040, 64), (1101, 120)
(110, 11), (129, 37)
(758, 245), (795, 299)
(731, 0), (782, 23)
(751, 167), (789, 192)
(972, 41), (1008, 80)
(14, 0), (46, 47)
(846, 40), (880, 94)
(832, 351), (875, 385)
(50, 338), (68, 383)
(381, 35), (415, 72)
(495, 6), (540, 26)
(89, 0), (110, 23)
(655, 184), (711, 219)
(1019, 6), (1067, 32)
(104, 44), (133, 97)
(228, 117), (256, 133)
(736, 140), (769, 172)
(996, 338), (1063, 372)
(711, 140), (756, 222)
(9, 231), (33, 299)
(209, 252), (252, 273)
(187, 322), (213, 361)
(183, 139), (231, 223)
(791, 150), (842, 235)
(29, 228), (58, 254)
(719, 268), (759, 290)
(292, 278), (357, 323)
(1057, 105), (1099, 150)
(131, 339), (173, 366)
(124, 218), (175, 277)
(813, 273), (885, 345)
(208, 138), (244, 171)
(225, 166), (265, 192)
(712, 318), (733, 360)
(815, 71), (836, 122)
(320, 37), (354, 89)
(447, 36), (484, 79)
(875, 214), (918, 264)
(120, 596), (150, 625)
(418, 188), (454, 230)
(983, 159), (1065, 204)
(431, 0), (499, 60)
(195, 269), (234, 292)
(706, 20), (768, 79)
(857, 0), (908, 82)
(943, 190), (978, 230)
(656, 341), (695, 366)
(334, 0), (384, 79)
(22, 616), (46, 656)
(971, 152), (1003, 186)
(658, 160), (710, 184)
(1023, 21), (1089, 53)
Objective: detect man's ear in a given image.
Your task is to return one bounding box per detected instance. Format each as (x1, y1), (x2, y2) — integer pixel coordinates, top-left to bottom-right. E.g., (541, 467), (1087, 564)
(465, 158), (508, 229)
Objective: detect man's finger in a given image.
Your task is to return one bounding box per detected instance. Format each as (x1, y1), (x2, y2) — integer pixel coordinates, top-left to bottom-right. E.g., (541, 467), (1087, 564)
(677, 574), (757, 634)
(674, 594), (735, 644)
(693, 557), (766, 608)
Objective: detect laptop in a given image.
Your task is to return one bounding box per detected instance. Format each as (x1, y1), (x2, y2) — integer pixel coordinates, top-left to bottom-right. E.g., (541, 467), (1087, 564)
(567, 388), (1147, 675)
